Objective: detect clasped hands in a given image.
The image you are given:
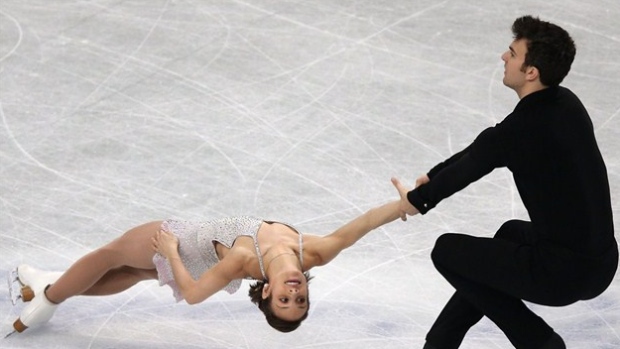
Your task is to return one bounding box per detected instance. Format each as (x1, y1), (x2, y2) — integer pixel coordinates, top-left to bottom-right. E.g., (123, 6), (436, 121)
(391, 174), (429, 221)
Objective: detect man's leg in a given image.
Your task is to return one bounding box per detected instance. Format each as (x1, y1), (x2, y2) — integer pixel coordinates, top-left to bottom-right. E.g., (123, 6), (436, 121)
(425, 220), (561, 349)
(425, 291), (483, 348)
(431, 257), (555, 348)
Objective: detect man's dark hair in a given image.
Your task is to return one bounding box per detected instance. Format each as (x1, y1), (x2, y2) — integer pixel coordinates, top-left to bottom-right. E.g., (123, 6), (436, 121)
(512, 15), (576, 86)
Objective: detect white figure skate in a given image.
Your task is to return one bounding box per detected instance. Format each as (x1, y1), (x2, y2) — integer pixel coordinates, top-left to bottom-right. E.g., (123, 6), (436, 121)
(7, 269), (21, 305)
(13, 290), (59, 333)
(7, 264), (63, 304)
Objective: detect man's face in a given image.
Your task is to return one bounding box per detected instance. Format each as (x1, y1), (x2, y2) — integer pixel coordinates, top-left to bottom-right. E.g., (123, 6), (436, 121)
(501, 39), (529, 93)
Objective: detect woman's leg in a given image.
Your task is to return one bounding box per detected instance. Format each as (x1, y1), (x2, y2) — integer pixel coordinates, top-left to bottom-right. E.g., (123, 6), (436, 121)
(45, 221), (163, 303)
(80, 266), (158, 296)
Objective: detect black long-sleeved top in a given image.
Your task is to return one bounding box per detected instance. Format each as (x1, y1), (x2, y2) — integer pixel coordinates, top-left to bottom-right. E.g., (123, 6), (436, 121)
(407, 86), (615, 256)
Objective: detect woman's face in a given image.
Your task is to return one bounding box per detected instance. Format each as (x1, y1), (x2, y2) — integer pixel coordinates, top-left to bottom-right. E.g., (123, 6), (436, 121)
(262, 270), (309, 321)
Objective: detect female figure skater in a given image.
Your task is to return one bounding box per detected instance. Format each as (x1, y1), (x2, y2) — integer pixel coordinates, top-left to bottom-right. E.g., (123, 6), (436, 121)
(11, 179), (404, 334)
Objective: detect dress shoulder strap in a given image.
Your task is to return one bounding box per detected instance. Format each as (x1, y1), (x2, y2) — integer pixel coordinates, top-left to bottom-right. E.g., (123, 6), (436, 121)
(252, 233), (268, 280)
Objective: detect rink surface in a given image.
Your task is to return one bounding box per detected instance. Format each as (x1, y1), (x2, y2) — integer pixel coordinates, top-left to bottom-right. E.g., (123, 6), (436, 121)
(1, 1), (619, 348)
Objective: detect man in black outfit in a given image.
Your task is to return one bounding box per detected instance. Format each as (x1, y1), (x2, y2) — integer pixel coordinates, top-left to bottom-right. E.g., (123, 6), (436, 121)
(391, 15), (618, 349)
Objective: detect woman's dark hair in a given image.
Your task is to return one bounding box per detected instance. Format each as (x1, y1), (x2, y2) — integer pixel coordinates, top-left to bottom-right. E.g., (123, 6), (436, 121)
(248, 272), (313, 333)
(511, 15), (576, 86)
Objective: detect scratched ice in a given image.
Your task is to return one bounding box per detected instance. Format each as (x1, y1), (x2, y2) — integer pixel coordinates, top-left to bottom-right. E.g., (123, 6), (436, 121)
(1, 1), (618, 348)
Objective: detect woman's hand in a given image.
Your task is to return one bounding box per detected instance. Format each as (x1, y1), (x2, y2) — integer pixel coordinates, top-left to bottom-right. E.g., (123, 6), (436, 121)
(152, 229), (180, 260)
(391, 177), (420, 221)
(415, 174), (430, 188)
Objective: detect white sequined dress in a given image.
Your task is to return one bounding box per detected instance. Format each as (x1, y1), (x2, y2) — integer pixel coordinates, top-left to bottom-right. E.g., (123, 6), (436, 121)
(152, 216), (303, 302)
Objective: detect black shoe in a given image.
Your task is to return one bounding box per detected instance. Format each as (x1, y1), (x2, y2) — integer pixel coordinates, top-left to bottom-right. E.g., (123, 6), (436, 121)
(540, 332), (565, 349)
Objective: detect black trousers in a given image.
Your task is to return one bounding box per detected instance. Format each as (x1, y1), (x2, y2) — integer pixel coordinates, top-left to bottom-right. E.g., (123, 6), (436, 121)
(426, 220), (618, 349)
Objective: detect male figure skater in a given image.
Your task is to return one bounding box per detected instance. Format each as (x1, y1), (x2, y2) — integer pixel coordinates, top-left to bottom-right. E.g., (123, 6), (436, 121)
(392, 15), (618, 349)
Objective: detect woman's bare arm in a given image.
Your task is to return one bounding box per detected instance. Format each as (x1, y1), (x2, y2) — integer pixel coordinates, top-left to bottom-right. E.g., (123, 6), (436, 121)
(306, 199), (402, 267)
(152, 229), (240, 304)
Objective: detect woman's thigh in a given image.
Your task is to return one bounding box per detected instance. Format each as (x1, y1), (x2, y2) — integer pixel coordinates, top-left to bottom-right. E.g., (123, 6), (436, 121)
(102, 221), (164, 270)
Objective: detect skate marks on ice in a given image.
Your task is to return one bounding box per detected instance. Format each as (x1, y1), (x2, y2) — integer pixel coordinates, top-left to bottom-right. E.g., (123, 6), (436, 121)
(1, 0), (619, 348)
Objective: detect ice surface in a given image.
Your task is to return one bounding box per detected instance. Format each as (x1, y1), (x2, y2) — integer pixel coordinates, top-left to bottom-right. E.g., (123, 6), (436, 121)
(1, 0), (619, 348)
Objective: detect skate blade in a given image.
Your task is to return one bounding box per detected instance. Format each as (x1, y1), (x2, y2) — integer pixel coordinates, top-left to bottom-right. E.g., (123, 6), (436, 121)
(7, 269), (23, 305)
(3, 330), (16, 339)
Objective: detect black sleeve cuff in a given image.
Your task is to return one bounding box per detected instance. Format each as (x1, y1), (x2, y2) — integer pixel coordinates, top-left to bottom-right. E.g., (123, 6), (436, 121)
(407, 187), (435, 215)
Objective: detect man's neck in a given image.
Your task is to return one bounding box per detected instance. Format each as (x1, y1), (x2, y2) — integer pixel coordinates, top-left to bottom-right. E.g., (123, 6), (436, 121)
(517, 82), (548, 99)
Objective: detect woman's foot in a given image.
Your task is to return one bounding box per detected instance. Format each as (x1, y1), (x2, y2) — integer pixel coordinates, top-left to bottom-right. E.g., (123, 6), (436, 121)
(17, 264), (63, 302)
(14, 287), (59, 333)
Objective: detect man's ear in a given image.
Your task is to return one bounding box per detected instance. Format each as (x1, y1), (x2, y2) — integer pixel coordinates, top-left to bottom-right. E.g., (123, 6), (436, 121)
(261, 283), (270, 300)
(525, 65), (540, 82)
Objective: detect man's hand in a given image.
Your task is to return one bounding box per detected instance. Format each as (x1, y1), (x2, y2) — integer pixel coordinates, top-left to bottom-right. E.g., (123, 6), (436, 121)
(415, 174), (430, 188)
(391, 177), (420, 221)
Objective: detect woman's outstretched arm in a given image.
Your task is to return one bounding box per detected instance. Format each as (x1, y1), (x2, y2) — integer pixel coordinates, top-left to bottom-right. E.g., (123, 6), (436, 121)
(306, 199), (402, 267)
